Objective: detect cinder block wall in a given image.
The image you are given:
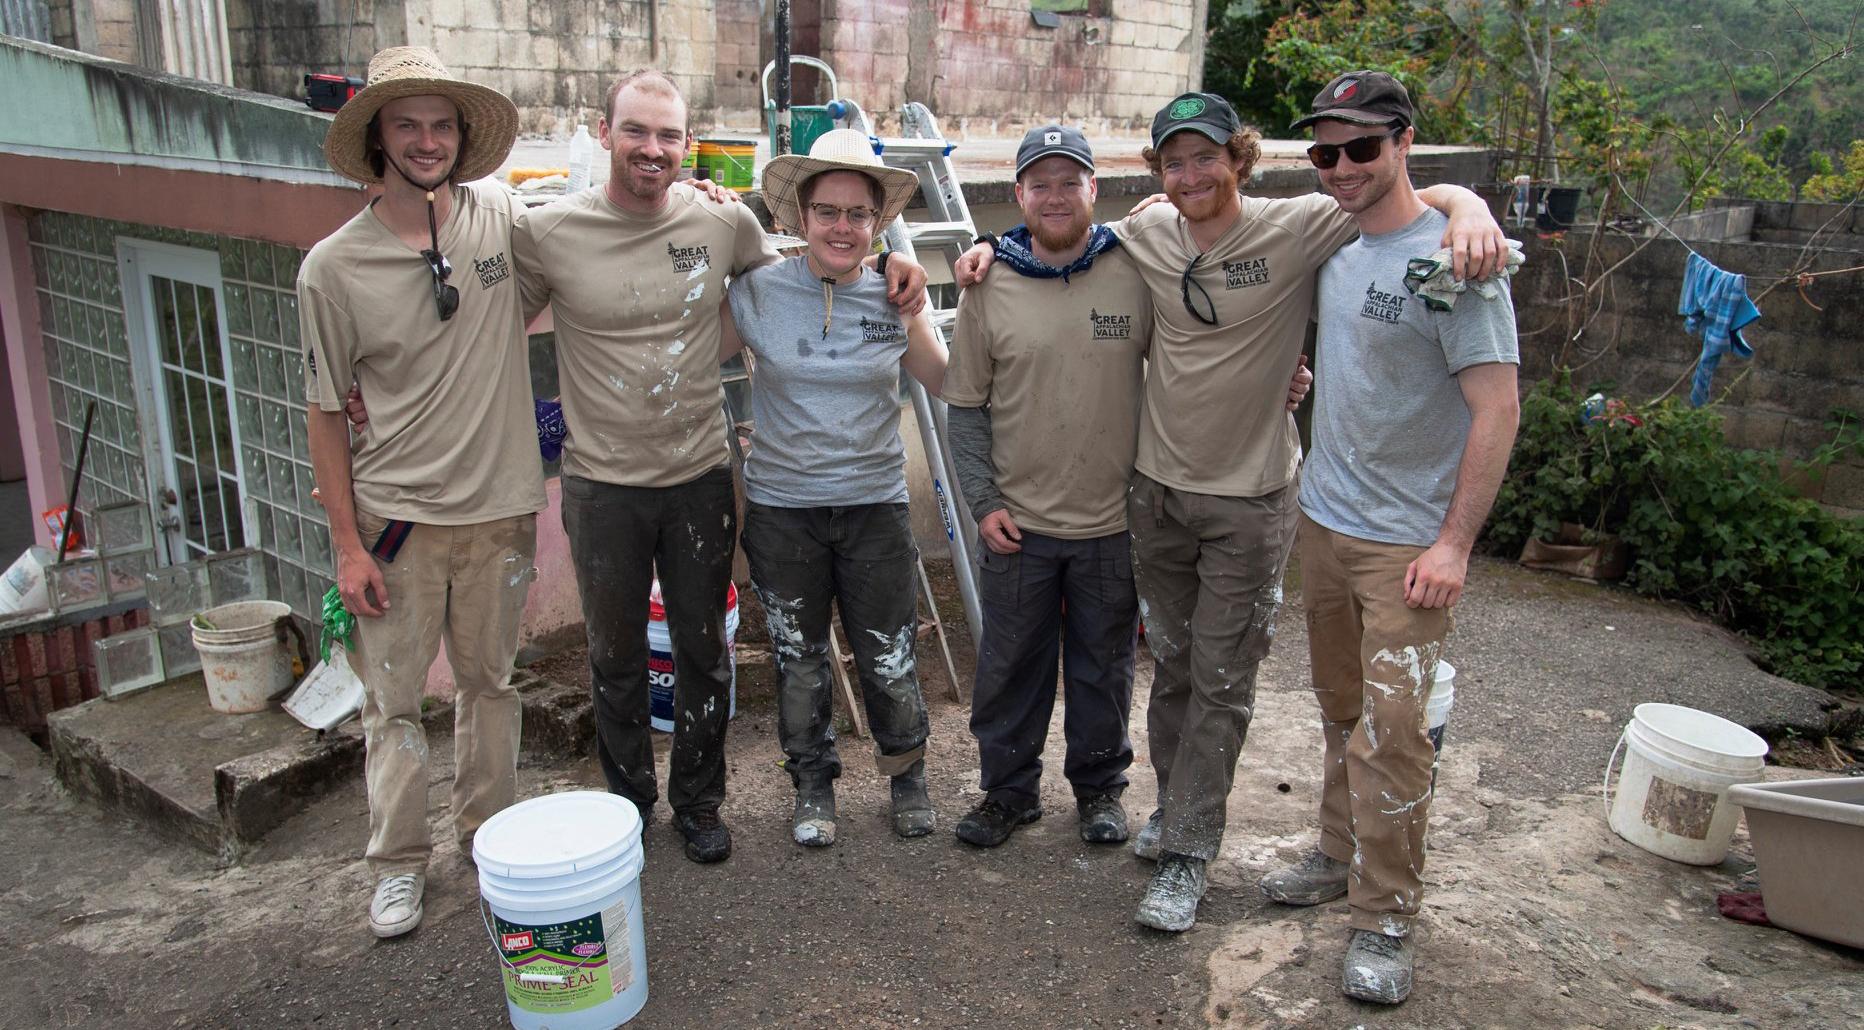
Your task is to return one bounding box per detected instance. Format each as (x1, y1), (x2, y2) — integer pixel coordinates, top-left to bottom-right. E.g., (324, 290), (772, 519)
(716, 0), (1205, 135)
(1512, 225), (1864, 517)
(227, 0), (718, 135)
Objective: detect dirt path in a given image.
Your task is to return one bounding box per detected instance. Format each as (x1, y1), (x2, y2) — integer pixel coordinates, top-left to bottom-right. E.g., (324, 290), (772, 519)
(3, 557), (1860, 1029)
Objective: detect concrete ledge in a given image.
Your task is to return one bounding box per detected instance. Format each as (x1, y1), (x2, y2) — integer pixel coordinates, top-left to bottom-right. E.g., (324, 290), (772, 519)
(48, 668), (592, 863)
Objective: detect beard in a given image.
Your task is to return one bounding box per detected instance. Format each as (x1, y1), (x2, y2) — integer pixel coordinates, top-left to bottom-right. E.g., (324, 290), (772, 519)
(1167, 162), (1241, 223)
(1029, 205), (1094, 253)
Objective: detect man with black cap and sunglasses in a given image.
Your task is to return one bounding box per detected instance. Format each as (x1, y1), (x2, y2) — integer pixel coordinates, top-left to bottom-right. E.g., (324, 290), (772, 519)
(957, 93), (1504, 935)
(1264, 71), (1519, 1005)
(300, 47), (544, 938)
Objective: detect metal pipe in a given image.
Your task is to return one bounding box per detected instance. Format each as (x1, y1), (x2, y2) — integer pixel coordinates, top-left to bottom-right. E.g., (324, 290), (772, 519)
(773, 0), (792, 156)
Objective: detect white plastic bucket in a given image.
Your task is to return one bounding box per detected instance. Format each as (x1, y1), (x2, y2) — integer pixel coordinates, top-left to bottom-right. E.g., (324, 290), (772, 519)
(475, 791), (648, 1030)
(0, 546), (54, 615)
(1425, 659), (1456, 752)
(192, 600), (296, 713)
(646, 580), (738, 733)
(1604, 702), (1768, 865)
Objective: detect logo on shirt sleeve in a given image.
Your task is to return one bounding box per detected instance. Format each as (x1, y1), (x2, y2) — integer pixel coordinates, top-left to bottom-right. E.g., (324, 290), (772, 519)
(1361, 281), (1406, 323)
(474, 251), (511, 288)
(859, 316), (905, 343)
(1090, 308), (1134, 340)
(667, 243), (712, 274)
(1223, 257), (1270, 289)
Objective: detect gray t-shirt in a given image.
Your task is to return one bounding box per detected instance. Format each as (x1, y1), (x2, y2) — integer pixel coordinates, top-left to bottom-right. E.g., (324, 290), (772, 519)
(1299, 208), (1520, 547)
(728, 257), (910, 507)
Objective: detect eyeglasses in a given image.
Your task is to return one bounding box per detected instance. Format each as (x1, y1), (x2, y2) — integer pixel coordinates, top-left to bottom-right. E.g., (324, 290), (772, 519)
(420, 249), (459, 321)
(1180, 254), (1218, 326)
(806, 202), (879, 229)
(1306, 127), (1404, 170)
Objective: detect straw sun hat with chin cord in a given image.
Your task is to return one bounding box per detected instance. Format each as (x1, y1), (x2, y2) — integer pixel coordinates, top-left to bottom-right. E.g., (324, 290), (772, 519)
(760, 129), (920, 235)
(322, 46), (519, 186)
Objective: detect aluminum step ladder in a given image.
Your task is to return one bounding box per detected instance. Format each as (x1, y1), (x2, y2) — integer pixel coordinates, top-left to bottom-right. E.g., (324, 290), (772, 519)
(827, 99), (985, 703)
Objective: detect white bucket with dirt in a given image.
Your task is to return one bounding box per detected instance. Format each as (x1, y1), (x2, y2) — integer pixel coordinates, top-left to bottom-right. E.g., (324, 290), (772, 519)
(192, 600), (296, 713)
(0, 545), (54, 615)
(1603, 702), (1768, 865)
(474, 791), (648, 1030)
(1426, 659), (1456, 753)
(646, 579), (738, 733)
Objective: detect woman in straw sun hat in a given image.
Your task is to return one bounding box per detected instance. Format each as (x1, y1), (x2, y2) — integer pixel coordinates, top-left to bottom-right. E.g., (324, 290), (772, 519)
(299, 46), (542, 940)
(716, 129), (947, 849)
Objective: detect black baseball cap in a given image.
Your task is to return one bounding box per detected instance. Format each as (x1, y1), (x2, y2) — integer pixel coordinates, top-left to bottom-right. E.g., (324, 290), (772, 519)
(1016, 124), (1095, 177)
(1290, 71), (1415, 131)
(1150, 92), (1242, 149)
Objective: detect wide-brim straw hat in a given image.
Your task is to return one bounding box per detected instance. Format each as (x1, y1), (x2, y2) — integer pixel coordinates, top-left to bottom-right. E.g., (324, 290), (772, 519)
(761, 129), (920, 235)
(324, 46), (518, 186)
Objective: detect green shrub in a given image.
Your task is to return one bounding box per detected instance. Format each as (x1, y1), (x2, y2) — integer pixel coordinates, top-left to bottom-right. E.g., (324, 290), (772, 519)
(1489, 376), (1864, 689)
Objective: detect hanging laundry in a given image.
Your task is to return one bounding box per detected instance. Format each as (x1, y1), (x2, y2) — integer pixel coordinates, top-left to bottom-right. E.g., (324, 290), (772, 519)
(1678, 252), (1761, 407)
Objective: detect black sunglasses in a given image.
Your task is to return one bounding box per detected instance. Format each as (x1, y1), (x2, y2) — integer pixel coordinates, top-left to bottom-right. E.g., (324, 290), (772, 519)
(1180, 254), (1218, 326)
(420, 248), (459, 321)
(1306, 127), (1404, 170)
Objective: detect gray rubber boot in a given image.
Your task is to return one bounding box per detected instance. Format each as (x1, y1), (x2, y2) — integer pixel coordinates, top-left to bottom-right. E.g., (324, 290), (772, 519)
(1342, 929), (1415, 1004)
(792, 774), (837, 847)
(890, 760), (936, 838)
(1259, 848), (1350, 905)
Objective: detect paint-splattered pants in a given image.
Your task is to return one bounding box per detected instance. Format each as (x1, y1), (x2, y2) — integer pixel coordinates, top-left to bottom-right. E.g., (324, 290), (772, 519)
(740, 501), (929, 782)
(350, 509), (536, 877)
(561, 468), (737, 816)
(1299, 512), (1451, 937)
(970, 530), (1137, 809)
(1128, 473), (1298, 861)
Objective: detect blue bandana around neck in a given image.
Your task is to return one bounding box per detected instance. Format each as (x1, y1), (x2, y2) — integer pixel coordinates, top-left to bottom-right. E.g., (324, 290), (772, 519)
(996, 224), (1121, 283)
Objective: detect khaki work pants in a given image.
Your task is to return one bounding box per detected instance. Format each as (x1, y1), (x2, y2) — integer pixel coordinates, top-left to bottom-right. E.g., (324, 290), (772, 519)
(1299, 512), (1450, 938)
(1128, 473), (1298, 861)
(351, 510), (537, 877)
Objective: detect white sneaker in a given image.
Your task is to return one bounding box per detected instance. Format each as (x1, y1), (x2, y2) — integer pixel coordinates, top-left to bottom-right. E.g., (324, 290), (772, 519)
(369, 871), (425, 938)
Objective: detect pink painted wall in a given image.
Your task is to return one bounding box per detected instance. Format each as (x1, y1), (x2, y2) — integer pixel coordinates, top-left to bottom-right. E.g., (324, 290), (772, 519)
(0, 205), (67, 545)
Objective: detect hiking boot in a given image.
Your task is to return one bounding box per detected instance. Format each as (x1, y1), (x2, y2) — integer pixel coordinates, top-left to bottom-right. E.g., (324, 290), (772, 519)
(1077, 794), (1129, 843)
(368, 871), (424, 938)
(1342, 929), (1414, 1004)
(676, 807), (732, 863)
(890, 760), (937, 838)
(1135, 853), (1208, 932)
(1259, 848), (1350, 906)
(1132, 808), (1164, 861)
(792, 775), (837, 847)
(954, 798), (1041, 847)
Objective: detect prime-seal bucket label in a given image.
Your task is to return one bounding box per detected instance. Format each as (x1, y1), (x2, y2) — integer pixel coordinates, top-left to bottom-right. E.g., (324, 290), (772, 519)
(493, 898), (633, 1012)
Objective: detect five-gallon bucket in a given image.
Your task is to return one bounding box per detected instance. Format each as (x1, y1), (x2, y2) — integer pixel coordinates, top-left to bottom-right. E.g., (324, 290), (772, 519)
(192, 600), (296, 713)
(1604, 703), (1768, 864)
(475, 791), (649, 1030)
(647, 580), (738, 733)
(1426, 660), (1456, 789)
(695, 138), (756, 191)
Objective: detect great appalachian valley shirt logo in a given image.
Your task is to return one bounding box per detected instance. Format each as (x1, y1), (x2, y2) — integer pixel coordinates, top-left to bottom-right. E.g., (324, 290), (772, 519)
(667, 242), (710, 274)
(1089, 308), (1134, 340)
(474, 251), (511, 288)
(859, 316), (904, 344)
(1224, 257), (1270, 289)
(1361, 281), (1406, 324)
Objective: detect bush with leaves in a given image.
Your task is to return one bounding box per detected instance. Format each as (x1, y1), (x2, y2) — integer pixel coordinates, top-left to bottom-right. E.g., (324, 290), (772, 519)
(1489, 377), (1863, 689)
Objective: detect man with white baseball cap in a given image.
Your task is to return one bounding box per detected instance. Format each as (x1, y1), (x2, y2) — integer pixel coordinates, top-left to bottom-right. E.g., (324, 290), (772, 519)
(301, 46), (542, 937)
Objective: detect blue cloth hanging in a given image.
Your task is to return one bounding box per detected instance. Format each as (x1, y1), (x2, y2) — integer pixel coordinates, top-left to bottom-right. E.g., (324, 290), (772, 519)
(1678, 252), (1761, 407)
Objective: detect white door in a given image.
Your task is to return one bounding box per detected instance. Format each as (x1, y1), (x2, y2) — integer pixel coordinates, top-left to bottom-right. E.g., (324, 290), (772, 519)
(117, 241), (252, 564)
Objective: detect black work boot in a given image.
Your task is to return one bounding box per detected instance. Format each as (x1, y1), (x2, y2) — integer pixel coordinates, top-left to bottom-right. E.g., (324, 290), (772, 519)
(792, 773), (837, 847)
(1077, 793), (1129, 843)
(955, 798), (1041, 847)
(890, 760), (936, 837)
(676, 807), (732, 863)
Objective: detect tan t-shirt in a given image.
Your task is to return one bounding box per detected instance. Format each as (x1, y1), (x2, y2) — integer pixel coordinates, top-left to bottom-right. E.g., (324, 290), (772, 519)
(1111, 193), (1355, 497)
(514, 187), (779, 487)
(946, 248), (1150, 539)
(299, 180), (544, 524)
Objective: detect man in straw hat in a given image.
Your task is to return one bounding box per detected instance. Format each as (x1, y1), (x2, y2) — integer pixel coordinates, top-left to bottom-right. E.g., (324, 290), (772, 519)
(719, 128), (944, 847)
(513, 73), (927, 865)
(956, 94), (1506, 934)
(300, 46), (542, 938)
(1265, 71), (1519, 1004)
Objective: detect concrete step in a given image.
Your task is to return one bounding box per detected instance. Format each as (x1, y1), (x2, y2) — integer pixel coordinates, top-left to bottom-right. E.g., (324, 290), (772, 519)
(47, 667), (591, 864)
